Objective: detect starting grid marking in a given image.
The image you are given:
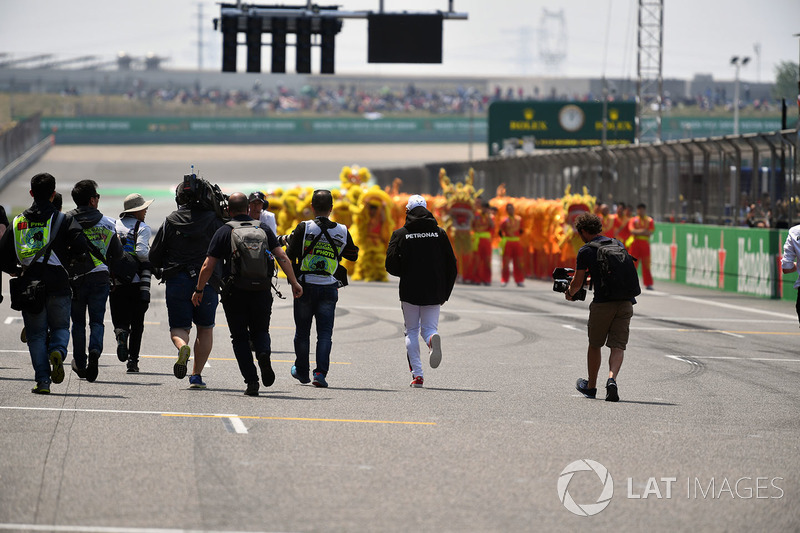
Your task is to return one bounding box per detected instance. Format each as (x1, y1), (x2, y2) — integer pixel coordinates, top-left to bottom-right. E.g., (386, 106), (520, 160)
(0, 405), (436, 427)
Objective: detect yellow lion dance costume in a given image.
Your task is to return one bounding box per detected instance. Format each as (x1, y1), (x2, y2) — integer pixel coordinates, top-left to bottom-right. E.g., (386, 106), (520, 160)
(350, 185), (395, 282)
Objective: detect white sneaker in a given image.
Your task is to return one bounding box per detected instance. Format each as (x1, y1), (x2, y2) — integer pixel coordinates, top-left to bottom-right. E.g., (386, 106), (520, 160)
(428, 334), (442, 369)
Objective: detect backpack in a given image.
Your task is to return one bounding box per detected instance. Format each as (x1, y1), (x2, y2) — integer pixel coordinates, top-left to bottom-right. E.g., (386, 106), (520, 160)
(586, 239), (641, 300)
(227, 220), (274, 290)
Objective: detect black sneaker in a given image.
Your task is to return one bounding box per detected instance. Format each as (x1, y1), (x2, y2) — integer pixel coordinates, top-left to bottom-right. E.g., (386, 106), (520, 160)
(116, 329), (129, 362)
(244, 381), (260, 397)
(257, 353), (275, 387)
(575, 378), (597, 398)
(71, 359), (86, 379)
(126, 358), (139, 373)
(605, 378), (619, 402)
(32, 381), (50, 394)
(86, 349), (100, 383)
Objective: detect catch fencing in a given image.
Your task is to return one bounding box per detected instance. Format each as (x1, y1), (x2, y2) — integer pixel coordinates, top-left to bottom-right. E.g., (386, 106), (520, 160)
(0, 113), (52, 192)
(373, 129), (799, 227)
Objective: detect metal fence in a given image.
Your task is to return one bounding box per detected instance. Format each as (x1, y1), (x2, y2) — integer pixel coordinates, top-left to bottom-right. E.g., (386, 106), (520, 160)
(373, 129), (799, 227)
(0, 112), (42, 169)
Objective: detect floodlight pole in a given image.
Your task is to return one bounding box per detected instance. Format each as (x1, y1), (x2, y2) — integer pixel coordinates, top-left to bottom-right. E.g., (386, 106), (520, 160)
(795, 34), (800, 224)
(731, 56), (749, 136)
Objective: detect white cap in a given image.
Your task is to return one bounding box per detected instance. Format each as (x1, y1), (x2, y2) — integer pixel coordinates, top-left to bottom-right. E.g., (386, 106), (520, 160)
(406, 194), (427, 211)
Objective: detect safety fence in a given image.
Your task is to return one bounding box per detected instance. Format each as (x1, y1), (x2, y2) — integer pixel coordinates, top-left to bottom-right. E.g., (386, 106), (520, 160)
(0, 113), (53, 192)
(651, 223), (794, 301)
(372, 129), (799, 228)
(1, 112), (42, 169)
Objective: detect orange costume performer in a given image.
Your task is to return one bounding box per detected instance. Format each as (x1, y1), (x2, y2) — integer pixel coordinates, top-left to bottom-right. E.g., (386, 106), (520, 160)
(499, 203), (524, 287)
(626, 205), (655, 289)
(439, 168), (482, 284)
(471, 201), (494, 285)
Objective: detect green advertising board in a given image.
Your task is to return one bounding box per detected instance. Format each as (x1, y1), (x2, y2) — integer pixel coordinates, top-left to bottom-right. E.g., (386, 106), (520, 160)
(487, 101), (636, 154)
(650, 223), (794, 300)
(39, 116), (487, 144)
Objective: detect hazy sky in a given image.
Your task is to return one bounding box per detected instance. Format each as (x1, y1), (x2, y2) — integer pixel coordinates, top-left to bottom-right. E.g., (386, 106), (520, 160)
(1, 0), (798, 82)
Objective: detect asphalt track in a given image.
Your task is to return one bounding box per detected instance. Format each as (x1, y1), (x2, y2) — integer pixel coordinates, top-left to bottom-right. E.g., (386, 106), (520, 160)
(0, 145), (798, 532)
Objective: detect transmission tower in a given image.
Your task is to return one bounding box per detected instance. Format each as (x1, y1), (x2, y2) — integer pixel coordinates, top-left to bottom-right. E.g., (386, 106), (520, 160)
(197, 3), (204, 71)
(538, 9), (567, 74)
(636, 0), (663, 142)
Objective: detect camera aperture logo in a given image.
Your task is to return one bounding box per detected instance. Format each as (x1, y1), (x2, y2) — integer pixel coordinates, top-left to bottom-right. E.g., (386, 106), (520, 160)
(557, 459), (614, 517)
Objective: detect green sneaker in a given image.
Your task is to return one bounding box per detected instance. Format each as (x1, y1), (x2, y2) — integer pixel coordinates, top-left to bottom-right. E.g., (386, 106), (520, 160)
(173, 345), (191, 379)
(49, 351), (65, 384)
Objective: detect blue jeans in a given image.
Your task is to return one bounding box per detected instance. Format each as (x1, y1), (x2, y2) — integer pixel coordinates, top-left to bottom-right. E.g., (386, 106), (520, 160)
(70, 276), (110, 367)
(23, 293), (71, 385)
(221, 286), (272, 384)
(293, 282), (338, 376)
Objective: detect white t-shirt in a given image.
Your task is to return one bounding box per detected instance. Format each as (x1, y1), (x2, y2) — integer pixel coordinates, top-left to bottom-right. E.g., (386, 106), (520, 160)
(260, 210), (277, 236)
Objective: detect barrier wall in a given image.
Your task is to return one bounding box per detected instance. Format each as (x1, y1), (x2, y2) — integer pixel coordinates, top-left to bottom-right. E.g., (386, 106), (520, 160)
(39, 115), (783, 145)
(40, 116), (488, 144)
(650, 223), (795, 301)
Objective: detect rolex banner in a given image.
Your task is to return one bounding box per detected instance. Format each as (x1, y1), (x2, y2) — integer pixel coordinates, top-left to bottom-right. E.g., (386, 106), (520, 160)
(651, 223), (793, 301)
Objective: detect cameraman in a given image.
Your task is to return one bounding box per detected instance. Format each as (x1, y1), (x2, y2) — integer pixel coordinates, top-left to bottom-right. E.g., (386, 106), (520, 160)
(150, 181), (224, 384)
(565, 213), (634, 402)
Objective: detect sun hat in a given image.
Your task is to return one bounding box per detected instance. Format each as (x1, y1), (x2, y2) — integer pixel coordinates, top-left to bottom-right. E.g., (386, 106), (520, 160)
(119, 193), (154, 217)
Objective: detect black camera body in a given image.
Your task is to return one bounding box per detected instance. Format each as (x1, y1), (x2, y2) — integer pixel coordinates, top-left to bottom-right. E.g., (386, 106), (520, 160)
(552, 267), (586, 301)
(179, 173), (229, 220)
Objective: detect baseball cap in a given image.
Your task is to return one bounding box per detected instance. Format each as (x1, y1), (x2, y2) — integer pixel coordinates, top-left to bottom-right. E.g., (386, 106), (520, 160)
(406, 195), (427, 211)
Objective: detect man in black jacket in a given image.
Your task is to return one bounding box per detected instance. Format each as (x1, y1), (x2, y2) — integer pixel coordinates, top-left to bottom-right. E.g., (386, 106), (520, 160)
(150, 182), (224, 383)
(385, 195), (458, 388)
(66, 180), (123, 383)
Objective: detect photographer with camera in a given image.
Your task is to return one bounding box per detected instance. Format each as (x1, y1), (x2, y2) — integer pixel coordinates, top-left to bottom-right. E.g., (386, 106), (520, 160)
(192, 193), (302, 395)
(66, 180), (124, 383)
(110, 193), (154, 374)
(565, 213), (639, 402)
(0, 173), (87, 394)
(150, 176), (225, 385)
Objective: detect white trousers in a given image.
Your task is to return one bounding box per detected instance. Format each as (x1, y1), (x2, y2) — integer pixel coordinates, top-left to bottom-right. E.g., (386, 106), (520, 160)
(401, 301), (440, 378)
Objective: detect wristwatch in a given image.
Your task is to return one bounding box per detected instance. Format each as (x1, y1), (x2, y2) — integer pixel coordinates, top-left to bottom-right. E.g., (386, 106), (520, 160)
(194, 287), (203, 293)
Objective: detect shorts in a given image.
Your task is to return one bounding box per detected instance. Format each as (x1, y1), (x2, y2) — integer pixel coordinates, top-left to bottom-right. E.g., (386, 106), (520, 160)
(587, 300), (633, 349)
(165, 271), (218, 330)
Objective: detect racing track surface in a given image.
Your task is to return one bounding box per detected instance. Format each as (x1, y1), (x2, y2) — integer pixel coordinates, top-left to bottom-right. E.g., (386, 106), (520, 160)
(0, 145), (798, 532)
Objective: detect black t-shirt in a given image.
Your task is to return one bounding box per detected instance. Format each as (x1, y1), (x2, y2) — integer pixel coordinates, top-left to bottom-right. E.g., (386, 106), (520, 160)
(207, 215), (279, 278)
(576, 235), (614, 303)
(0, 206), (8, 228)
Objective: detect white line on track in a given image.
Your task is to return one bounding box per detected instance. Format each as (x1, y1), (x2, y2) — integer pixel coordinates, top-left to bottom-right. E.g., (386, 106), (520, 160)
(224, 416), (249, 434)
(0, 405), (237, 417)
(666, 355), (700, 365)
(0, 524), (273, 533)
(666, 354), (800, 363)
(669, 295), (795, 319)
(4, 316), (23, 325)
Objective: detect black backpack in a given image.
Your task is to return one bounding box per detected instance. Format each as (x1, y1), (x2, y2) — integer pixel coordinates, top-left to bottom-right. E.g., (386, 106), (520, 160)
(227, 220), (274, 291)
(586, 239), (641, 300)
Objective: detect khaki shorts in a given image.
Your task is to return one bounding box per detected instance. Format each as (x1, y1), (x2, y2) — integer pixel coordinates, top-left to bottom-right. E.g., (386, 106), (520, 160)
(588, 300), (634, 349)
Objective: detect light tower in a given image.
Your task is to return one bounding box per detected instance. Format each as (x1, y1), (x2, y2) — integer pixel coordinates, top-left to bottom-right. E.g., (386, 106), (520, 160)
(636, 0), (663, 143)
